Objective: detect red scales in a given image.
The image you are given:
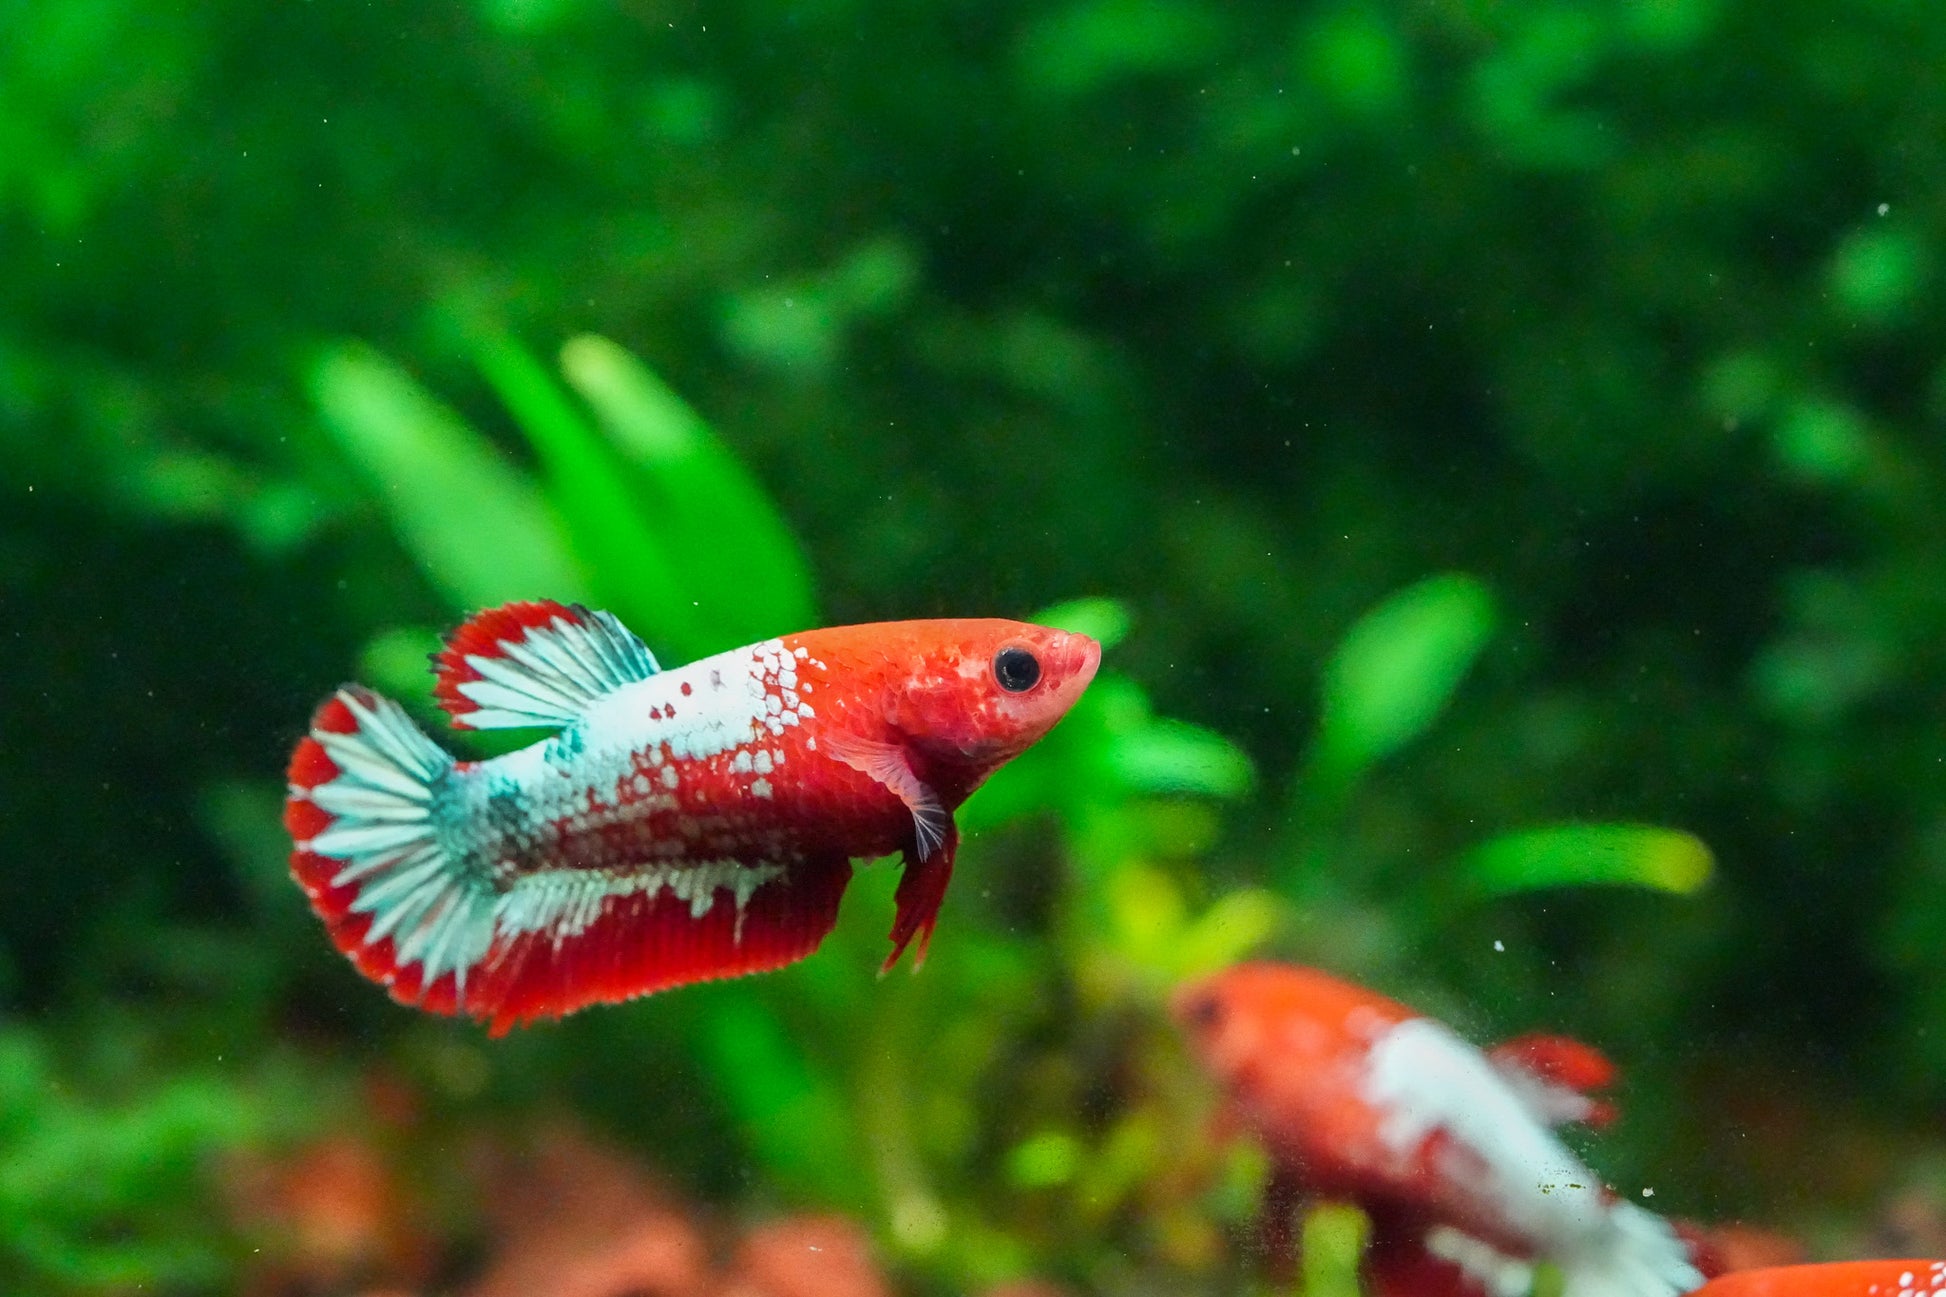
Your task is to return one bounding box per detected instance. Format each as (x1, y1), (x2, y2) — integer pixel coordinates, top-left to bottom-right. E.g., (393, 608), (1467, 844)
(286, 601), (1100, 1033)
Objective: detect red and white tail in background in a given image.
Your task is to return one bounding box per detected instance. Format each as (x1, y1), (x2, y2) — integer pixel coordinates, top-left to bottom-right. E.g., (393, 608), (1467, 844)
(1365, 1018), (1704, 1297)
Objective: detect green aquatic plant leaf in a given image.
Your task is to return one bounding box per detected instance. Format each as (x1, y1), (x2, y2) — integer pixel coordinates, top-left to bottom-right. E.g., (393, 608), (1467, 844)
(1034, 596), (1132, 650)
(1172, 887), (1283, 979)
(468, 327), (705, 652)
(1300, 1203), (1371, 1297)
(1460, 823), (1714, 897)
(560, 334), (817, 644)
(1103, 715), (1255, 800)
(1098, 863), (1282, 986)
(0, 1030), (266, 1290)
(308, 343), (589, 609)
(1829, 223), (1928, 325)
(1312, 572), (1497, 786)
(1018, 0), (1225, 99)
(960, 672), (1254, 836)
(697, 995), (864, 1207)
(1007, 1129), (1083, 1188)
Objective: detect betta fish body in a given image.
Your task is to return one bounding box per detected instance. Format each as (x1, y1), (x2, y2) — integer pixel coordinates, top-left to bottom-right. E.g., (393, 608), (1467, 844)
(1691, 1263), (1946, 1297)
(285, 601), (1099, 1033)
(1173, 962), (1704, 1297)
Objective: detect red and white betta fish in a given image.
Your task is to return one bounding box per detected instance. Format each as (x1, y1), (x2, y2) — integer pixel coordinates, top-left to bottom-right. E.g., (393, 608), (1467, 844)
(1173, 962), (1705, 1297)
(284, 601), (1100, 1033)
(1691, 1263), (1946, 1297)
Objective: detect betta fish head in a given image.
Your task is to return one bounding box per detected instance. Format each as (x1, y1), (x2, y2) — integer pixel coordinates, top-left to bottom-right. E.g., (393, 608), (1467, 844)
(881, 618), (1101, 793)
(1172, 962), (1411, 1095)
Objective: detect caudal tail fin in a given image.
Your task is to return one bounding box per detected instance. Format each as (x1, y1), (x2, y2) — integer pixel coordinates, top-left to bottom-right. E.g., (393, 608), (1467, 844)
(1559, 1201), (1705, 1297)
(284, 686), (492, 1017)
(285, 681), (857, 1034)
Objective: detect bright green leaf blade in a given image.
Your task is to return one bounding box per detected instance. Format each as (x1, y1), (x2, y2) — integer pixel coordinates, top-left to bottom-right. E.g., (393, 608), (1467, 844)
(1461, 823), (1714, 897)
(1171, 888), (1283, 979)
(560, 335), (817, 642)
(358, 624), (442, 701)
(1006, 1128), (1082, 1188)
(308, 343), (588, 609)
(1104, 718), (1255, 799)
(469, 327), (705, 652)
(1034, 595), (1132, 649)
(1018, 0), (1225, 100)
(1300, 1203), (1371, 1297)
(1313, 572), (1497, 783)
(956, 746), (1058, 834)
(959, 670), (1253, 834)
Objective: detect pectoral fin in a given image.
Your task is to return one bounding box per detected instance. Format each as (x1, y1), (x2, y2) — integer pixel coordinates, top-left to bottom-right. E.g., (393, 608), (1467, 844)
(817, 729), (959, 971)
(818, 729), (951, 858)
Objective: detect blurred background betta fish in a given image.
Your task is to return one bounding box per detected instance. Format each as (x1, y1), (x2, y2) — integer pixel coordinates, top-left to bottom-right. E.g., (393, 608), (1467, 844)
(8, 0), (1946, 1293)
(1173, 962), (1701, 1297)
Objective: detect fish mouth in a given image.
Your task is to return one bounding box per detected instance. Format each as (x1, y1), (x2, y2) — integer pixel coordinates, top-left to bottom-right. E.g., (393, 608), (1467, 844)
(1063, 632), (1103, 690)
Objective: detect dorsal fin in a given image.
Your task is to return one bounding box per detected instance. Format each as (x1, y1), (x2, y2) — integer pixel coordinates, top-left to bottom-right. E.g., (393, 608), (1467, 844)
(432, 600), (660, 730)
(1488, 1031), (1619, 1129)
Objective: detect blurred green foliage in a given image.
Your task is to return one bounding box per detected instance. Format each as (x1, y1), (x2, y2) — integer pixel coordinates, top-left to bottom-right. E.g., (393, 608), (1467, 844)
(5, 0), (1946, 1291)
(0, 1031), (255, 1290)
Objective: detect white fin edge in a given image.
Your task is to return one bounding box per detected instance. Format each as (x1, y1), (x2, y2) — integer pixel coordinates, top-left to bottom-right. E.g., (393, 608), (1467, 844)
(298, 689), (498, 999)
(1424, 1227), (1536, 1297)
(1556, 1202), (1704, 1297)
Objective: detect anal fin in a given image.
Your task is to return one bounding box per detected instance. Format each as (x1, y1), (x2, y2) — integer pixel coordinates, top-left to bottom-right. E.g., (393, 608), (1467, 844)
(883, 823), (957, 973)
(814, 729), (959, 972)
(1489, 1032), (1619, 1128)
(470, 854), (854, 1034)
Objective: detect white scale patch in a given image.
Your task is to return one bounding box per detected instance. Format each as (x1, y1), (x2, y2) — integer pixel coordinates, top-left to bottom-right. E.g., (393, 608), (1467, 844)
(1891, 1264), (1946, 1297)
(552, 638), (809, 773)
(1362, 1018), (1702, 1297)
(477, 640), (796, 850)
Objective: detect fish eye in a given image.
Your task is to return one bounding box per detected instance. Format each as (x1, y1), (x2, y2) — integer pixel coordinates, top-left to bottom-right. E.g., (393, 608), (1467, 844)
(993, 645), (1041, 693)
(1183, 994), (1223, 1030)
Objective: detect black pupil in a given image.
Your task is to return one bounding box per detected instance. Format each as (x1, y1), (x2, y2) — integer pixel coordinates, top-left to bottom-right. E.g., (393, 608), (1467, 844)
(994, 646), (1041, 692)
